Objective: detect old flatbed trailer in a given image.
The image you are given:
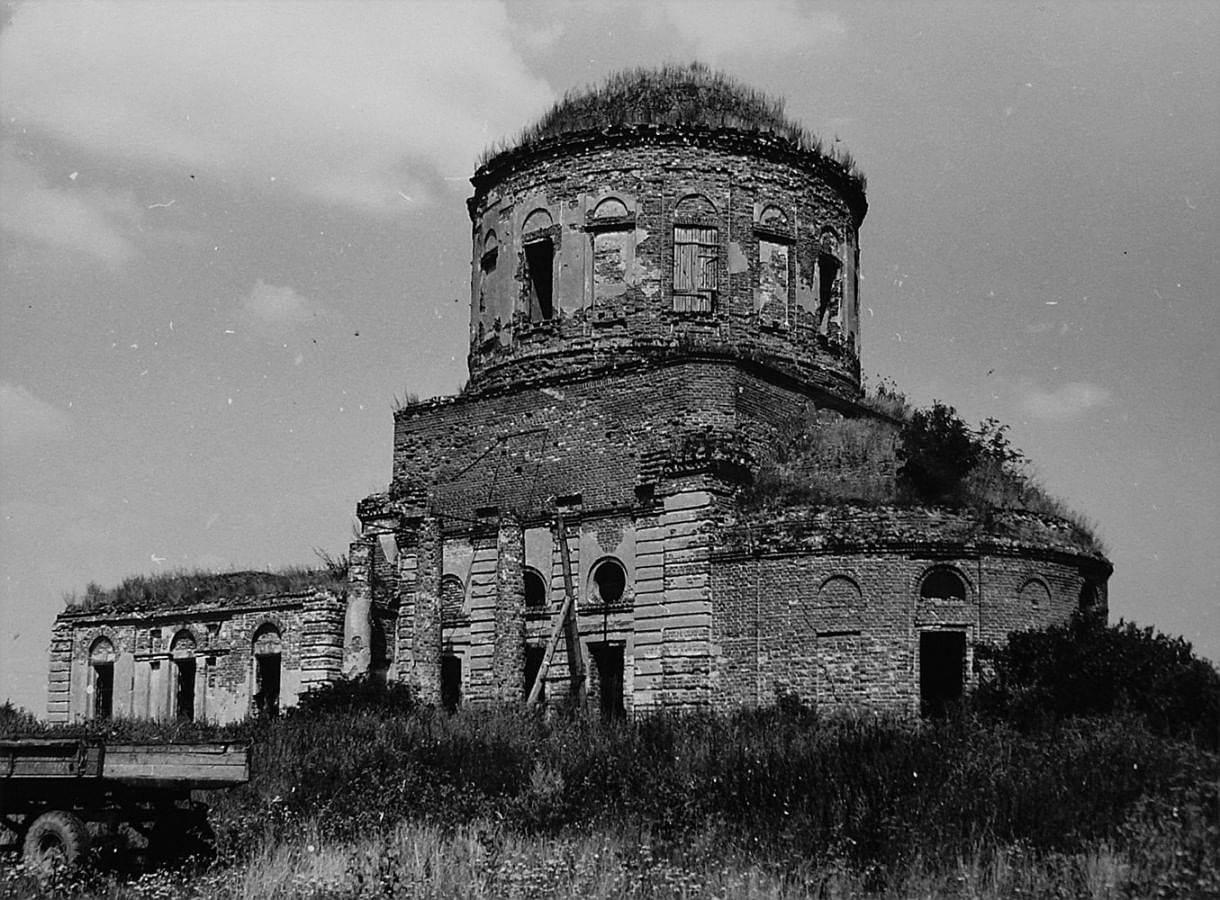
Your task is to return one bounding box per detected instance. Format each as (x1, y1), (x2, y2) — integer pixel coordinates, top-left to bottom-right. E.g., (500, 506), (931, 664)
(0, 738), (248, 869)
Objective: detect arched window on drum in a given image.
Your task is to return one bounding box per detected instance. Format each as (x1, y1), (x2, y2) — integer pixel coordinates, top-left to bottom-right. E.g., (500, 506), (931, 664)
(672, 194), (719, 313)
(522, 209), (556, 321)
(589, 197), (634, 304)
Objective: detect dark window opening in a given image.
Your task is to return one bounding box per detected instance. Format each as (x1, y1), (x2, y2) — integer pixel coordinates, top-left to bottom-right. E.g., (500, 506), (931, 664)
(920, 631), (965, 718)
(370, 617), (390, 685)
(524, 646), (546, 702)
(817, 252), (841, 332)
(590, 643), (625, 721)
(920, 569), (967, 602)
(441, 655), (462, 712)
(592, 559), (627, 605)
(525, 239), (554, 320)
(1079, 583), (1099, 612)
(524, 569), (548, 609)
(175, 658), (196, 721)
(254, 653), (281, 717)
(92, 663), (114, 720)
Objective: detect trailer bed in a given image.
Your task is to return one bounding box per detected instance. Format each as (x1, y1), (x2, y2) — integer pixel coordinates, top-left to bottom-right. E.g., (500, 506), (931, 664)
(0, 739), (248, 788)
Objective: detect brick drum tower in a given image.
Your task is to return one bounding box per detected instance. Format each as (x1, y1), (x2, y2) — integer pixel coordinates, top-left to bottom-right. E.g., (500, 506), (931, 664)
(345, 65), (1110, 716)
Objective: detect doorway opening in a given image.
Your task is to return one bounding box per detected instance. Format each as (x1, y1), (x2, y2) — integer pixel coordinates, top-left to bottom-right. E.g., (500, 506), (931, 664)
(590, 643), (625, 721)
(92, 663), (114, 720)
(919, 631), (966, 717)
(523, 646), (546, 702)
(174, 658), (196, 721)
(254, 653), (281, 716)
(441, 655), (462, 712)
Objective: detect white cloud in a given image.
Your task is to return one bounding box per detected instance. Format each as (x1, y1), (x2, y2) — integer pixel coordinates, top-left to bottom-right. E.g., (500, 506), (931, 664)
(651, 1), (847, 62)
(0, 144), (139, 266)
(238, 281), (323, 339)
(0, 383), (71, 449)
(0, 1), (553, 213)
(1020, 381), (1112, 421)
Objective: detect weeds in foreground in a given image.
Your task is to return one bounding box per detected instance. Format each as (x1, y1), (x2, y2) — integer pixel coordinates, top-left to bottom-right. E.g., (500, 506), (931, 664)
(2, 820), (1210, 899)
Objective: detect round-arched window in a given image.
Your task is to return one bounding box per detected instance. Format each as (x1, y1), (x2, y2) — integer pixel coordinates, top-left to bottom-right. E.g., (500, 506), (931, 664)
(89, 637), (115, 664)
(919, 568), (967, 602)
(441, 575), (465, 620)
(252, 623), (282, 657)
(170, 629), (196, 656)
(590, 558), (628, 605)
(523, 568), (548, 609)
(593, 197), (629, 220)
(523, 208), (554, 234)
(759, 204), (788, 229)
(1019, 579), (1052, 608)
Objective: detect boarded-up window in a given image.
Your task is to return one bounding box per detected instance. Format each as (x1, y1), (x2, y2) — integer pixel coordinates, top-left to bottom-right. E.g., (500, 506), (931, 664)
(758, 239), (790, 320)
(673, 225), (718, 312)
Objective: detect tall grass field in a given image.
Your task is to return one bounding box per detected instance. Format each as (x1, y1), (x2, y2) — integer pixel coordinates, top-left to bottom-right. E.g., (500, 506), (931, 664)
(2, 616), (1216, 898)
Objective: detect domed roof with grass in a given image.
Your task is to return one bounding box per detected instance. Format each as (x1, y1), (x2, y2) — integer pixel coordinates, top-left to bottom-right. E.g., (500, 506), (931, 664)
(479, 63), (864, 187)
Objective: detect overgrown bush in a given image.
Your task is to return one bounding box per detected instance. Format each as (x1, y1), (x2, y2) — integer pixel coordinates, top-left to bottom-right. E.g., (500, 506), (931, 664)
(977, 613), (1220, 749)
(198, 702), (1216, 880)
(896, 401), (980, 503)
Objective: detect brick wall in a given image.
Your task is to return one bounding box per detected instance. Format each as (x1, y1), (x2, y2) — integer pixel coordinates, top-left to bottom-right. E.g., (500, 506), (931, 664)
(46, 592), (341, 724)
(711, 539), (1103, 714)
(465, 127), (864, 400)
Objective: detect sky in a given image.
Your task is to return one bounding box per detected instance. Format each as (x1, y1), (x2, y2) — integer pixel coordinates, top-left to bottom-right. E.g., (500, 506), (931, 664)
(1, 1), (1217, 713)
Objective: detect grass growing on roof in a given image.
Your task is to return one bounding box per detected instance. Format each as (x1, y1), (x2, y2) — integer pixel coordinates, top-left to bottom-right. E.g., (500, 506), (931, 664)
(62, 564), (346, 614)
(480, 62), (864, 184)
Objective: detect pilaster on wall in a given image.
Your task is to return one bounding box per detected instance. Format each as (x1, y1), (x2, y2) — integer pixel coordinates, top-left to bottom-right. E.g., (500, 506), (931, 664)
(633, 483), (718, 711)
(46, 620), (72, 722)
(301, 591), (345, 692)
(464, 512), (503, 703)
(394, 532), (419, 684)
(410, 517), (444, 705)
(492, 514), (526, 703)
(343, 540), (374, 677)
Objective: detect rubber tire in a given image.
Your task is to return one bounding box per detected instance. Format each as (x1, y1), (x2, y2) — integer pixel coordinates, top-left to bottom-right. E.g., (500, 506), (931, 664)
(22, 810), (91, 870)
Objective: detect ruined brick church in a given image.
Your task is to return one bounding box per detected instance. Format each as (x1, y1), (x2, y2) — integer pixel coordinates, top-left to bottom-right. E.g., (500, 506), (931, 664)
(48, 67), (1111, 724)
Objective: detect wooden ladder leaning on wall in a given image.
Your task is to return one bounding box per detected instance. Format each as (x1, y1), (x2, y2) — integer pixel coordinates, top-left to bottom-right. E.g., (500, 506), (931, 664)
(525, 509), (586, 707)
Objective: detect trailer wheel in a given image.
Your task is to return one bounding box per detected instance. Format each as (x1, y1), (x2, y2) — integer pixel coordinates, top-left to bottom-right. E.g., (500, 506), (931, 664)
(22, 810), (91, 870)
